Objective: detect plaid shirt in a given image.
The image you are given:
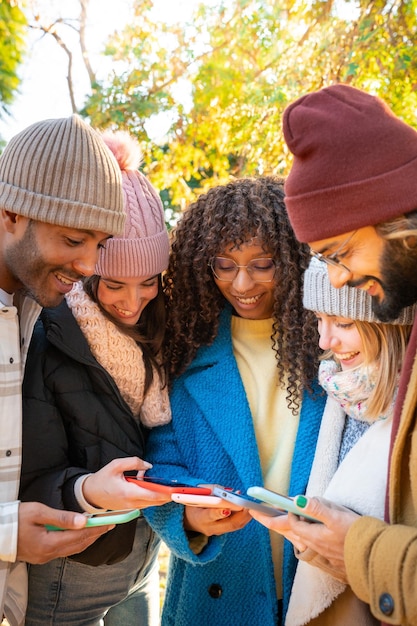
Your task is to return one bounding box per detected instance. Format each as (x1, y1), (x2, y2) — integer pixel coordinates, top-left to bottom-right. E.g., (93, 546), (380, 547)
(0, 291), (41, 623)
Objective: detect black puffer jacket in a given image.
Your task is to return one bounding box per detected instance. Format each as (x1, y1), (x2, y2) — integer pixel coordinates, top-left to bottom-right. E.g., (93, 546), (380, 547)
(20, 300), (148, 565)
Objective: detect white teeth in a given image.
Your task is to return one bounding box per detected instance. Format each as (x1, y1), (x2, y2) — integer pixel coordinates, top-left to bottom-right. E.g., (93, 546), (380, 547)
(363, 279), (376, 290)
(115, 306), (133, 316)
(334, 352), (358, 360)
(236, 295), (260, 304)
(55, 273), (73, 285)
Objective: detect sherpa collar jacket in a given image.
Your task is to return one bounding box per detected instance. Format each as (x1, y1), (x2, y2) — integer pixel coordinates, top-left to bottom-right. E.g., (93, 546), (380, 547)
(345, 318), (417, 626)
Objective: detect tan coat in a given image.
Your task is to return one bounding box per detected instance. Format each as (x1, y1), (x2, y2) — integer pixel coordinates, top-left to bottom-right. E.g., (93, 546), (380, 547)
(345, 321), (417, 626)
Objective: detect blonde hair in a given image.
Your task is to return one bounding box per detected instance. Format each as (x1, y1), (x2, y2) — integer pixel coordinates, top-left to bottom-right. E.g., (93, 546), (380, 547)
(323, 321), (412, 420)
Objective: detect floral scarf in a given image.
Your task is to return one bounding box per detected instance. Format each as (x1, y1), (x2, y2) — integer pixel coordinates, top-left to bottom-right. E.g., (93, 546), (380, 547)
(318, 359), (395, 423)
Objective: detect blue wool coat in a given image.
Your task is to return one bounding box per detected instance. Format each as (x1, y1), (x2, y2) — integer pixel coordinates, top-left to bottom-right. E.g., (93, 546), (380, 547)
(144, 310), (325, 626)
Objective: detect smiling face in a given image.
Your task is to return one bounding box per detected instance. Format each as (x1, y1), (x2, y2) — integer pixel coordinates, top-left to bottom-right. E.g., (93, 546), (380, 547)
(211, 240), (276, 320)
(315, 312), (363, 370)
(3, 215), (109, 307)
(97, 274), (159, 326)
(308, 226), (402, 319)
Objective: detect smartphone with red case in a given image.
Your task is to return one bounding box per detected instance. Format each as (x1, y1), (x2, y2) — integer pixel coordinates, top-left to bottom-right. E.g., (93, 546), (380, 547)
(124, 474), (212, 495)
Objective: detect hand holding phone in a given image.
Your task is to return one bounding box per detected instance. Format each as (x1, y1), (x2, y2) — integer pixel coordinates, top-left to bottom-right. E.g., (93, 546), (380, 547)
(46, 508), (140, 531)
(124, 473), (212, 495)
(212, 487), (283, 517)
(247, 487), (320, 523)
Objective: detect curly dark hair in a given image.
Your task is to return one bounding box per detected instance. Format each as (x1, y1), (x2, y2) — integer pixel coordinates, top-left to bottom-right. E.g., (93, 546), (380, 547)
(163, 176), (320, 413)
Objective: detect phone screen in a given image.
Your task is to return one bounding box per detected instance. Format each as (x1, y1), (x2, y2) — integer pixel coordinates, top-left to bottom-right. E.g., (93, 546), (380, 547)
(212, 487), (283, 517)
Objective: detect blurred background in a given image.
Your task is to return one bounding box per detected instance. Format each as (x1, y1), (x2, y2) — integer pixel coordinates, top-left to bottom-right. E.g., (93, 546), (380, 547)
(1, 0), (416, 222)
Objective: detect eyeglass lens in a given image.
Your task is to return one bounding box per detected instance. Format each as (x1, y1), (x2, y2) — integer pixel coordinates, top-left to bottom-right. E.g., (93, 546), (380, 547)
(211, 257), (276, 282)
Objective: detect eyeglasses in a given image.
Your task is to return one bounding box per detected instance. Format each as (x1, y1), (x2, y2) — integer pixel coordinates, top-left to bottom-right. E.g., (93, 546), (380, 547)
(210, 257), (277, 282)
(309, 230), (357, 273)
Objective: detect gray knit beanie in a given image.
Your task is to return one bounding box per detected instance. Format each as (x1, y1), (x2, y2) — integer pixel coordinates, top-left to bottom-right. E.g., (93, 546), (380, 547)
(303, 257), (416, 325)
(96, 131), (169, 278)
(0, 115), (125, 235)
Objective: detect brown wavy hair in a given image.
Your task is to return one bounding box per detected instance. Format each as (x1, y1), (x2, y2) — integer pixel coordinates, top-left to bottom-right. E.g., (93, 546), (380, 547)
(163, 176), (320, 413)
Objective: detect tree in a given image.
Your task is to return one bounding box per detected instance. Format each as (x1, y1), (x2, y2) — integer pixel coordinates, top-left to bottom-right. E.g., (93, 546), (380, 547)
(27, 0), (95, 113)
(0, 0), (27, 120)
(25, 0), (417, 218)
(81, 0), (417, 217)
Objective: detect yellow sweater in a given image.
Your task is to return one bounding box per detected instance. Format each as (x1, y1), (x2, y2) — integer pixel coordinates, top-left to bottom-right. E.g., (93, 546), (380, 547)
(231, 315), (300, 598)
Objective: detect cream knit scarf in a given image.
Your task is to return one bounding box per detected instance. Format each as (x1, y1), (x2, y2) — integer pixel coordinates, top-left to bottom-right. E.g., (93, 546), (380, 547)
(65, 281), (171, 428)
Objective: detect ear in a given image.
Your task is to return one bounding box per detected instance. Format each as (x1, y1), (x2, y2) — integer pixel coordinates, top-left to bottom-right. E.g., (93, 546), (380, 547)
(1, 210), (23, 233)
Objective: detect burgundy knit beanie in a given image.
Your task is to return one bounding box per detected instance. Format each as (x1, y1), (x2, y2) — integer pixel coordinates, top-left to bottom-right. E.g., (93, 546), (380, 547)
(96, 132), (169, 278)
(283, 84), (417, 243)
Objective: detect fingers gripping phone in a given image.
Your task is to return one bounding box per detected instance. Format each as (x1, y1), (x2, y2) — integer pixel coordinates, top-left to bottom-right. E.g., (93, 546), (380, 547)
(46, 508), (140, 531)
(212, 487), (283, 517)
(124, 473), (212, 495)
(247, 487), (321, 523)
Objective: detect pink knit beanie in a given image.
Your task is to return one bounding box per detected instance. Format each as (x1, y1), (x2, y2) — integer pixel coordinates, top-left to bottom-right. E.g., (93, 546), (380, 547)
(96, 132), (170, 278)
(283, 84), (417, 243)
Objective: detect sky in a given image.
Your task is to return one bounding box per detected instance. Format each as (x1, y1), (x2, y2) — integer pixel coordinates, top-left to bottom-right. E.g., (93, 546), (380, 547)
(0, 0), (201, 142)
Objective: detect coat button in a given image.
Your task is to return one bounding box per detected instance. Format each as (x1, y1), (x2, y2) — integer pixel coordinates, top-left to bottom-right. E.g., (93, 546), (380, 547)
(208, 584), (222, 599)
(379, 593), (394, 615)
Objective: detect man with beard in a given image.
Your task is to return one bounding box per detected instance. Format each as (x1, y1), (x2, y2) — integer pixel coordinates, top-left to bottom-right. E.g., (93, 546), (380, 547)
(0, 115), (126, 625)
(259, 84), (417, 625)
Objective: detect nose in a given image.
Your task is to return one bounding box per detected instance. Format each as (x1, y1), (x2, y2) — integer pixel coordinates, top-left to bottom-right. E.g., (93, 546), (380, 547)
(72, 248), (99, 277)
(232, 267), (255, 294)
(327, 264), (352, 289)
(124, 286), (142, 310)
(318, 321), (340, 352)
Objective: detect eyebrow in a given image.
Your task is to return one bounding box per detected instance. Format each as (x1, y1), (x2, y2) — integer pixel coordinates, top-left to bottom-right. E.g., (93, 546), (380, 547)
(101, 278), (125, 285)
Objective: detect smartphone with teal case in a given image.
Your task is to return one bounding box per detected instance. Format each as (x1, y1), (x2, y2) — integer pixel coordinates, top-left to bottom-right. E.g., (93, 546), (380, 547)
(247, 487), (320, 523)
(45, 508), (140, 531)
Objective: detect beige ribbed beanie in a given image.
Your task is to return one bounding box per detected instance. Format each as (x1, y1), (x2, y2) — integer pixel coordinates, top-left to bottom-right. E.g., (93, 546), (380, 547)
(0, 115), (125, 236)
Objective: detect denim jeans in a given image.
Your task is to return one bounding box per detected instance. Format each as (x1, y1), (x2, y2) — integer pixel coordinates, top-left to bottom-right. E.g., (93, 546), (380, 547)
(25, 516), (161, 626)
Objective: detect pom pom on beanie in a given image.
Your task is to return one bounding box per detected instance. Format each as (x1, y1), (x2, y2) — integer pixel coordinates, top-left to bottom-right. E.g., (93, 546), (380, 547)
(303, 257), (416, 325)
(0, 115), (125, 235)
(96, 132), (170, 278)
(283, 84), (417, 243)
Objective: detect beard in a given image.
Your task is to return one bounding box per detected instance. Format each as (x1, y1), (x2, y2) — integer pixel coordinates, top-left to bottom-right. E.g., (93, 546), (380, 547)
(5, 220), (68, 308)
(371, 238), (417, 322)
